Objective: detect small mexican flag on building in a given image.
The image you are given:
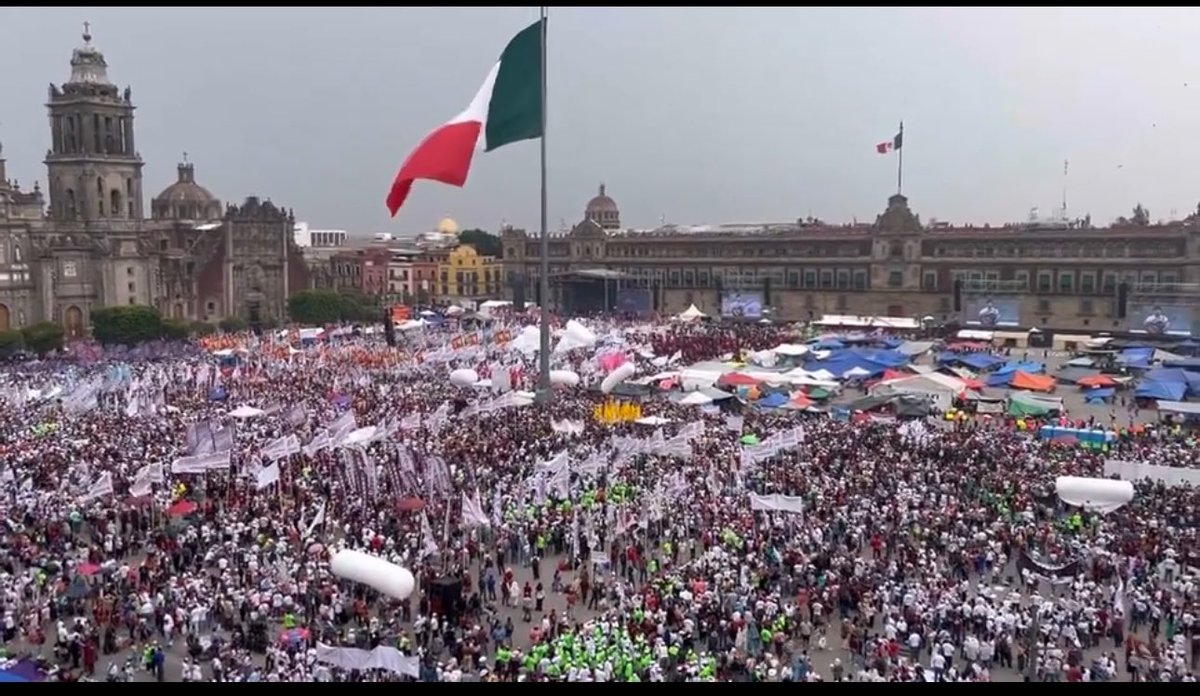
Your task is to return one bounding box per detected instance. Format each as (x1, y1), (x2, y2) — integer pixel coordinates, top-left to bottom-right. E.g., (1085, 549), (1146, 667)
(386, 19), (545, 216)
(875, 130), (903, 154)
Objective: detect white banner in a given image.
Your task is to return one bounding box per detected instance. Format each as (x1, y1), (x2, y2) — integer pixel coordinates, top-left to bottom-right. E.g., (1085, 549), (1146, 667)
(255, 461), (281, 490)
(80, 472), (114, 502)
(748, 492), (804, 514)
(171, 451), (232, 474)
(261, 434), (300, 461)
(314, 643), (419, 678)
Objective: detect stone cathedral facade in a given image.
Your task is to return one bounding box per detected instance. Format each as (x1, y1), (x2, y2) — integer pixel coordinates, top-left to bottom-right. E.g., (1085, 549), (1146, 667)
(0, 28), (309, 337)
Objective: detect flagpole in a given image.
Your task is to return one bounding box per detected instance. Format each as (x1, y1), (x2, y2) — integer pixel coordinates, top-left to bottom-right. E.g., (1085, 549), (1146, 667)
(536, 6), (552, 405)
(896, 120), (904, 196)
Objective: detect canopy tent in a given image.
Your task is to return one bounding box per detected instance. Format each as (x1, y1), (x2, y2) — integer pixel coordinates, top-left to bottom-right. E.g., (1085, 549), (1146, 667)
(1134, 380), (1187, 401)
(677, 304), (706, 321)
(1010, 371), (1056, 392)
(869, 373), (964, 411)
(1009, 391), (1063, 417)
(1076, 374), (1116, 388)
(1083, 387), (1115, 403)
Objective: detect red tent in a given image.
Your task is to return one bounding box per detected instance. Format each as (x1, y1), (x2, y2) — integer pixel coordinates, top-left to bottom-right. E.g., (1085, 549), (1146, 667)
(718, 372), (760, 386)
(168, 500), (199, 517)
(1077, 374), (1116, 388)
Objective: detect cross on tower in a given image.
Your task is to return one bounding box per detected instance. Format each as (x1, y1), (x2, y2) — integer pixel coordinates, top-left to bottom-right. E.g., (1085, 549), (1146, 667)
(82, 21), (92, 43)
(182, 151), (189, 165)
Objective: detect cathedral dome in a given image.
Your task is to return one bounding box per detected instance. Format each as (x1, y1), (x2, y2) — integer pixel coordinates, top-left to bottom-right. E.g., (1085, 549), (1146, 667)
(586, 183), (618, 214)
(152, 161), (221, 221)
(437, 216), (460, 235)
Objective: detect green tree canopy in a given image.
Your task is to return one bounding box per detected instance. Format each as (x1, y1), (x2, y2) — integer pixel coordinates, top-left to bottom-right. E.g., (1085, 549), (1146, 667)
(21, 321), (65, 355)
(288, 289), (382, 325)
(0, 328), (25, 356)
(458, 228), (502, 258)
(91, 305), (164, 346)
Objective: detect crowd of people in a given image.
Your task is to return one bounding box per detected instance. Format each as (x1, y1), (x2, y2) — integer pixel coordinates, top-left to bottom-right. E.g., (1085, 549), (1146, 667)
(0, 316), (1196, 683)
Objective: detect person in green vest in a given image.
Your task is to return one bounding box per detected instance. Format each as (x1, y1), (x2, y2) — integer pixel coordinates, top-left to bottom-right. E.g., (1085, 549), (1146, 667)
(282, 612), (296, 629)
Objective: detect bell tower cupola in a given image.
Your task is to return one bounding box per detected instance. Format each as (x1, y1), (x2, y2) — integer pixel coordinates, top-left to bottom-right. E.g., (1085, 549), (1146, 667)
(44, 22), (145, 222)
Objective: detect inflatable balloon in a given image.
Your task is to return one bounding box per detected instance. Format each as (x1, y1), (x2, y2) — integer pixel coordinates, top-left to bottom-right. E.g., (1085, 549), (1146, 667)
(449, 368), (479, 387)
(330, 549), (416, 600)
(554, 319), (598, 354)
(600, 361), (636, 394)
(549, 370), (580, 387)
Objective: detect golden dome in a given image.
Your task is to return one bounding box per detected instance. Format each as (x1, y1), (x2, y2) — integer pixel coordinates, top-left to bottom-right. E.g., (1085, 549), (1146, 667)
(436, 216), (460, 235)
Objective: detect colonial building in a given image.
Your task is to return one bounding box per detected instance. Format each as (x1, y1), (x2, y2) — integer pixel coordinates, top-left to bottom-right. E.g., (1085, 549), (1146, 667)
(502, 185), (1200, 334)
(0, 28), (309, 335)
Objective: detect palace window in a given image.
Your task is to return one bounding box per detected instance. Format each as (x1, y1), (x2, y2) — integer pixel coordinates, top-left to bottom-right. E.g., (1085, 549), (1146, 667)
(922, 271), (938, 290)
(1079, 272), (1095, 295)
(1036, 271), (1052, 293)
(888, 271), (903, 288)
(1058, 271), (1074, 293)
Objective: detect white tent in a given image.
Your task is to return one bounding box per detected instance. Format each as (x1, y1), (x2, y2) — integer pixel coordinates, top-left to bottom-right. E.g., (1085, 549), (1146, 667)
(679, 391), (713, 406)
(870, 373), (965, 411)
(228, 405), (265, 419)
(677, 304), (706, 321)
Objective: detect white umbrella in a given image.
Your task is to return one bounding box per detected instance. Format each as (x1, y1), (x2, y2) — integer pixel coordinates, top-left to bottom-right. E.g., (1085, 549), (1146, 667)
(679, 391), (713, 406)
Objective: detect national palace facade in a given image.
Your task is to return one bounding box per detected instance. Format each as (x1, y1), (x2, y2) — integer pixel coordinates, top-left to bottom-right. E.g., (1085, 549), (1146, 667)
(500, 185), (1200, 335)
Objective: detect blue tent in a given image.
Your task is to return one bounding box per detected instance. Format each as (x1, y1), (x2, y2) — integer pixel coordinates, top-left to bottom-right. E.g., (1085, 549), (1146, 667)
(1134, 380), (1187, 401)
(810, 339), (845, 350)
(986, 372), (1014, 388)
(0, 671), (30, 683)
(996, 361), (1044, 376)
(757, 392), (788, 408)
(959, 353), (1006, 371)
(1083, 387), (1115, 403)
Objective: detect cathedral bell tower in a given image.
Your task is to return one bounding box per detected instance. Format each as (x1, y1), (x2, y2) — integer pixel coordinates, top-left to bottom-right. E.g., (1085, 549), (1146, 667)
(44, 24), (144, 224)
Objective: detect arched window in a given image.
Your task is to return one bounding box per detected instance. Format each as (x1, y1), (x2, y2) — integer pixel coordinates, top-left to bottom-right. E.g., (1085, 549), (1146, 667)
(111, 189), (122, 218)
(97, 177), (105, 217)
(66, 189), (77, 218)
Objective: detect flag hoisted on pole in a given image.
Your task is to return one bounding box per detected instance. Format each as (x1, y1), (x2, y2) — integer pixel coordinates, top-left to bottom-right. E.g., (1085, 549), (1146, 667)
(535, 6), (552, 405)
(384, 17), (545, 215)
(875, 122), (904, 195)
(381, 8), (552, 403)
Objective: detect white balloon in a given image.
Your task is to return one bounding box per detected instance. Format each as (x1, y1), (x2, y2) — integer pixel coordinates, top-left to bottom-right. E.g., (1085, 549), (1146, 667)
(600, 362), (636, 394)
(449, 368), (479, 387)
(549, 370), (580, 387)
(330, 549), (415, 600)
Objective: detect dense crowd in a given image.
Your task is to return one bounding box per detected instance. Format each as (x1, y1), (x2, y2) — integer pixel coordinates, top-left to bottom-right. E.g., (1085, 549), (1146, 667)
(0, 317), (1196, 683)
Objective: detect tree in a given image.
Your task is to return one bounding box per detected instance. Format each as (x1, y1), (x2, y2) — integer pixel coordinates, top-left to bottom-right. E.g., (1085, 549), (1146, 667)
(0, 329), (25, 356)
(161, 317), (191, 340)
(219, 316), (248, 333)
(458, 228), (502, 258)
(1131, 204), (1150, 226)
(21, 321), (64, 355)
(91, 305), (163, 346)
(288, 289), (381, 324)
(190, 321), (216, 336)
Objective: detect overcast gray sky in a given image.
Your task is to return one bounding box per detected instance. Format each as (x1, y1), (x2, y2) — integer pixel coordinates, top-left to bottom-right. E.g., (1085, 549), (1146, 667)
(2, 7), (1200, 234)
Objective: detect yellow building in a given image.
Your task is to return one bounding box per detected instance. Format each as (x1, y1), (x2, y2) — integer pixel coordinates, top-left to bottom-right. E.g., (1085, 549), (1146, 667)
(438, 243), (502, 304)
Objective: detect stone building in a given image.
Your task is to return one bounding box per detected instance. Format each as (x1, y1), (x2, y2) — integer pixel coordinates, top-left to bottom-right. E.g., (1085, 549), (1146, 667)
(502, 185), (1200, 334)
(0, 28), (309, 335)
